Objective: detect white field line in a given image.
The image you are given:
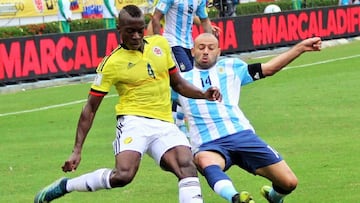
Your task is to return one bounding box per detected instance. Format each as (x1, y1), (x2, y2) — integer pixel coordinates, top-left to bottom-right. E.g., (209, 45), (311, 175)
(0, 94), (117, 117)
(284, 54), (360, 70)
(1, 54), (359, 117)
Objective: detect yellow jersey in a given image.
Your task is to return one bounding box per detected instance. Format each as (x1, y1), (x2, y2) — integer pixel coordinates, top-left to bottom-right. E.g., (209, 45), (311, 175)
(91, 35), (176, 122)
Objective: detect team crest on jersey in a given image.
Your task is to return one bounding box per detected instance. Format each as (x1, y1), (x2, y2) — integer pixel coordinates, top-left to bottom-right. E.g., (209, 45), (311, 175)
(217, 66), (225, 74)
(124, 137), (133, 144)
(153, 46), (162, 56)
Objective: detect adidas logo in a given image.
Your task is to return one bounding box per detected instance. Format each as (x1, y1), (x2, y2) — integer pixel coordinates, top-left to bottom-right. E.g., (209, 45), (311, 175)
(128, 62), (135, 68)
(192, 194), (203, 199)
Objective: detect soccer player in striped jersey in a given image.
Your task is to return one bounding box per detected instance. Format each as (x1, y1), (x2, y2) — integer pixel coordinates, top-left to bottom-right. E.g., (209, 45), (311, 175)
(151, 0), (220, 138)
(172, 33), (322, 203)
(34, 6), (222, 203)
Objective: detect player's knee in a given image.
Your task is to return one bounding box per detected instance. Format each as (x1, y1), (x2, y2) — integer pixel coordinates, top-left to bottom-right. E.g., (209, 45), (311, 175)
(276, 176), (298, 194)
(286, 175), (298, 192)
(110, 170), (135, 187)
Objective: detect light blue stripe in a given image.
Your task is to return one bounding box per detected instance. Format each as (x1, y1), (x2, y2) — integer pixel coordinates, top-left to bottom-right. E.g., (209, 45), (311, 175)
(200, 69), (229, 138)
(176, 4), (184, 46)
(188, 71), (212, 143)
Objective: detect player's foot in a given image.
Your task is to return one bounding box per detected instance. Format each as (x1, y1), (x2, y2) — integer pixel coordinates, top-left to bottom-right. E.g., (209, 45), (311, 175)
(232, 191), (255, 203)
(34, 177), (68, 203)
(260, 185), (283, 203)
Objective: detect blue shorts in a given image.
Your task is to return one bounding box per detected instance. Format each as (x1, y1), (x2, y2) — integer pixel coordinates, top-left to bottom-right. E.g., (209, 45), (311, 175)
(171, 46), (193, 72)
(196, 130), (283, 174)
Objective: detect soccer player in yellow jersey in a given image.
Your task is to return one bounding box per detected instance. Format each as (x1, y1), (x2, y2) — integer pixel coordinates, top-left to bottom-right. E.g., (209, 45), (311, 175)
(34, 5), (222, 203)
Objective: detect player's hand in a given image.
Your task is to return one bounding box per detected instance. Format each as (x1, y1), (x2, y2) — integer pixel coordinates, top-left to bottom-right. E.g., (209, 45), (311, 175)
(62, 151), (81, 172)
(302, 37), (322, 51)
(204, 86), (222, 102)
(211, 25), (221, 37)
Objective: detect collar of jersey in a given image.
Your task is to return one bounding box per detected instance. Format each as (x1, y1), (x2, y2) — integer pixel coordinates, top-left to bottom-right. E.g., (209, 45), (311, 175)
(120, 39), (148, 51)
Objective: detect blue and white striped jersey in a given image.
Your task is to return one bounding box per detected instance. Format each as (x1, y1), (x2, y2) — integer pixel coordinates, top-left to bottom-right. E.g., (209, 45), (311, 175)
(155, 0), (208, 49)
(172, 58), (257, 148)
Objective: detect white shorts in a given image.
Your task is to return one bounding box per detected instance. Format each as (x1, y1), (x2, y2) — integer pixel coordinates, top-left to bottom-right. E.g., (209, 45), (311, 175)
(113, 115), (191, 164)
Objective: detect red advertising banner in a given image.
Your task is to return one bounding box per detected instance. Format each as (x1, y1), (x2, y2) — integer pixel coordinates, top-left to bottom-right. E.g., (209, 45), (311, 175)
(1, 5), (359, 85)
(0, 30), (119, 84)
(204, 4), (360, 52)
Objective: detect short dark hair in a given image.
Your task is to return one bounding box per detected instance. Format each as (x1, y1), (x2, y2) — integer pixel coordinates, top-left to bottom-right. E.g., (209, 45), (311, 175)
(120, 5), (143, 19)
(117, 5), (144, 28)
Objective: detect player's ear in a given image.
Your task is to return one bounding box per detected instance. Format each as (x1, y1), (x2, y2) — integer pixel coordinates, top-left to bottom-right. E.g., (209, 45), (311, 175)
(191, 48), (195, 57)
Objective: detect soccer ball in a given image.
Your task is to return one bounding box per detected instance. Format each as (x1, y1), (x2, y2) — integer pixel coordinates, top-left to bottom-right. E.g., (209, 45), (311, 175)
(264, 4), (281, 14)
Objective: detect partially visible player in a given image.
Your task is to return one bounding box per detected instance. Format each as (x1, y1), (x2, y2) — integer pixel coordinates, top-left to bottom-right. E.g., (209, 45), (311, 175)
(172, 33), (322, 203)
(152, 0), (217, 72)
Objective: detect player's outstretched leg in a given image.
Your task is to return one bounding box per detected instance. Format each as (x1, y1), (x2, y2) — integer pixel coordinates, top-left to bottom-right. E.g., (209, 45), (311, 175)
(34, 177), (68, 203)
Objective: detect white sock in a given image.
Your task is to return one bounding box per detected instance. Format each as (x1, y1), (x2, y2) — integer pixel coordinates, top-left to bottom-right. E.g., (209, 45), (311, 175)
(66, 168), (112, 192)
(213, 179), (238, 202)
(178, 177), (203, 203)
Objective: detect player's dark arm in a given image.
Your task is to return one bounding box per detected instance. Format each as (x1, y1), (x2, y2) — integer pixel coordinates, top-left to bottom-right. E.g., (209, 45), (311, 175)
(62, 93), (104, 172)
(151, 9), (164, 35)
(169, 67), (222, 101)
(261, 37), (321, 76)
(73, 94), (104, 154)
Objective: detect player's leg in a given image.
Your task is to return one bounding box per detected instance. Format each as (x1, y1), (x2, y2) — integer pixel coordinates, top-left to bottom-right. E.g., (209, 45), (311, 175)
(64, 151), (141, 192)
(64, 115), (145, 190)
(194, 145), (254, 203)
(109, 115), (147, 187)
(256, 161), (298, 203)
(34, 153), (141, 203)
(234, 130), (297, 203)
(34, 115), (144, 203)
(148, 121), (203, 203)
(161, 145), (203, 203)
(195, 150), (240, 203)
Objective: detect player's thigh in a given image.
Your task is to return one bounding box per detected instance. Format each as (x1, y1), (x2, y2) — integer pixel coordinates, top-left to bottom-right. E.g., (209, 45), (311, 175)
(256, 160), (297, 186)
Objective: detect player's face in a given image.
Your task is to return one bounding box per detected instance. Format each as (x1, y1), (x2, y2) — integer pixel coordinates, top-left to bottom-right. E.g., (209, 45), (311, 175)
(119, 16), (146, 51)
(192, 35), (220, 69)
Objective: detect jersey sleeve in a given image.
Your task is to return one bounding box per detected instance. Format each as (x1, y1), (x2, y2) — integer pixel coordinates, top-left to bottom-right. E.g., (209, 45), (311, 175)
(196, 0), (208, 19)
(90, 56), (116, 95)
(231, 58), (255, 86)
